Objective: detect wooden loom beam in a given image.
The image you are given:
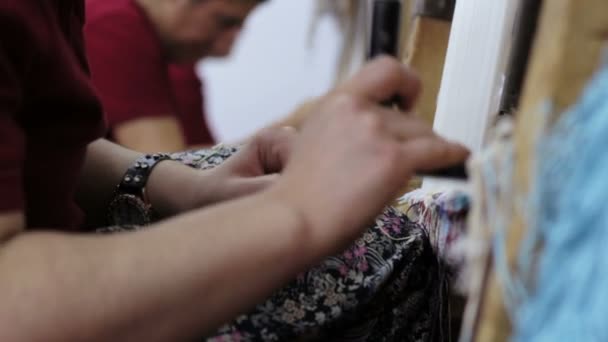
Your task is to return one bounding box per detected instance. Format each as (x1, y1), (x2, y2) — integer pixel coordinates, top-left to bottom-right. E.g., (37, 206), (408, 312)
(475, 1), (608, 341)
(403, 0), (453, 125)
(398, 0), (414, 59)
(405, 16), (452, 125)
(396, 0), (453, 193)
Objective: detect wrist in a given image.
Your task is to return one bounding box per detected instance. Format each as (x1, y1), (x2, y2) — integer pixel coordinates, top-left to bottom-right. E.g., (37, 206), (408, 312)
(265, 179), (366, 258)
(146, 161), (214, 218)
(256, 188), (319, 261)
(263, 182), (339, 260)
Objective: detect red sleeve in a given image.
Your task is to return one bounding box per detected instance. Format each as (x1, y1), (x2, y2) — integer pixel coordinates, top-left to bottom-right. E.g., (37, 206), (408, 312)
(0, 117), (25, 213)
(168, 64), (215, 145)
(84, 5), (174, 129)
(0, 5), (29, 213)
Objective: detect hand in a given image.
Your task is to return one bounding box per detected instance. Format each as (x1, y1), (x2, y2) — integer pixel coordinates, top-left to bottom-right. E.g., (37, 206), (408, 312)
(201, 127), (296, 203)
(146, 128), (295, 217)
(268, 56), (470, 253)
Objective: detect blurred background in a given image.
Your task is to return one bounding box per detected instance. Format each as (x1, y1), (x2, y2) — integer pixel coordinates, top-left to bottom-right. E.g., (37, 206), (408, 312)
(200, 0), (368, 142)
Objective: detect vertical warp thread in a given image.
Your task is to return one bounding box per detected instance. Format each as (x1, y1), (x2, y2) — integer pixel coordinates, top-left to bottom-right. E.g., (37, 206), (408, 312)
(473, 116), (532, 321)
(510, 62), (608, 341)
(468, 63), (608, 341)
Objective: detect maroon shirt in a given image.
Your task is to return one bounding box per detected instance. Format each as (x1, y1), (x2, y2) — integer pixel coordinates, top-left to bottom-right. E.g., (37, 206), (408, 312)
(84, 0), (214, 146)
(0, 1), (106, 229)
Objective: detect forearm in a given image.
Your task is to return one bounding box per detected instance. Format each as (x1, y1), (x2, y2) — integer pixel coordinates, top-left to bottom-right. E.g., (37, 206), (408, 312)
(0, 191), (312, 341)
(76, 139), (141, 224)
(76, 139), (208, 225)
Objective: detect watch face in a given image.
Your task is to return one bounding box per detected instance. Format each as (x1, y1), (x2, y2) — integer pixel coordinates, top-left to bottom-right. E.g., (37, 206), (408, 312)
(107, 194), (152, 227)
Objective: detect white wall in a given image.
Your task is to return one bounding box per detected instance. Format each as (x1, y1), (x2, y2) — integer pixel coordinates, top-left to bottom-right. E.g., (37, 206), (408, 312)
(198, 0), (343, 142)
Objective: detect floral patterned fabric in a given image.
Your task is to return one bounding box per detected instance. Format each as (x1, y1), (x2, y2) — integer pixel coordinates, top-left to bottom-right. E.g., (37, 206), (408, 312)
(106, 144), (456, 341)
(397, 189), (470, 295)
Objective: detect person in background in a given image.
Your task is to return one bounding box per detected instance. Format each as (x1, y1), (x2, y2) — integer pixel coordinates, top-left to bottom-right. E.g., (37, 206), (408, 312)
(85, 0), (264, 152)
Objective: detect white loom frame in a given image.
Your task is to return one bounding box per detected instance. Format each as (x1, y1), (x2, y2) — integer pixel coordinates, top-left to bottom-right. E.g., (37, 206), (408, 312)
(421, 0), (524, 192)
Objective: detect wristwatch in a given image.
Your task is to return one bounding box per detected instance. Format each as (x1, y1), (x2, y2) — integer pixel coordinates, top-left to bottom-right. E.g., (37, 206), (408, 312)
(107, 153), (172, 227)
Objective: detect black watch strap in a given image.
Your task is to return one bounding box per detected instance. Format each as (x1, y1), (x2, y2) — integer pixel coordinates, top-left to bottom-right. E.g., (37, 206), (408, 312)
(107, 153), (172, 227)
(117, 153), (172, 196)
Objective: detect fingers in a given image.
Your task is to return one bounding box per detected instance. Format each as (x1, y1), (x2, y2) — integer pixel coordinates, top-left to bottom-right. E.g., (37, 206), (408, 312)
(213, 173), (278, 203)
(254, 126), (297, 173)
(370, 108), (469, 174)
(339, 56), (421, 110)
(399, 137), (470, 173)
(234, 174), (278, 198)
(371, 107), (434, 141)
(357, 104), (469, 177)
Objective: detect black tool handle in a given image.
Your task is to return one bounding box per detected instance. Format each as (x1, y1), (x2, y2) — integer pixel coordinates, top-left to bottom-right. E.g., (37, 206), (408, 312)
(369, 0), (468, 180)
(368, 0), (402, 59)
(418, 164), (468, 180)
(369, 0), (402, 107)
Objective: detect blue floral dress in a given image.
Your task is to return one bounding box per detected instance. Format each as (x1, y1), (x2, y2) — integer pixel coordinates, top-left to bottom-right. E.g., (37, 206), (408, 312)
(104, 145), (459, 342)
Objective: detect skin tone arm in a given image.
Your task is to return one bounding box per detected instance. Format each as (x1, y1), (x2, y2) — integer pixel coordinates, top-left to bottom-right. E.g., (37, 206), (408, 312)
(0, 57), (469, 341)
(75, 137), (201, 225)
(76, 125), (294, 226)
(0, 190), (310, 341)
(112, 116), (188, 153)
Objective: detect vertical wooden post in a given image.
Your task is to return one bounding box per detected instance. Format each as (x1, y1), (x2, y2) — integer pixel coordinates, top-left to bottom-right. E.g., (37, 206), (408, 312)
(405, 17), (452, 124)
(398, 0), (414, 59)
(398, 0), (454, 193)
(403, 0), (454, 125)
